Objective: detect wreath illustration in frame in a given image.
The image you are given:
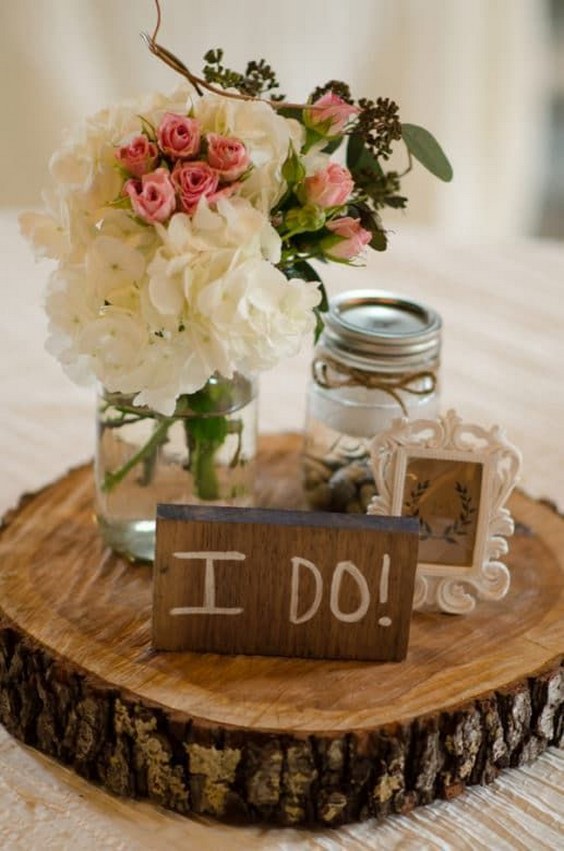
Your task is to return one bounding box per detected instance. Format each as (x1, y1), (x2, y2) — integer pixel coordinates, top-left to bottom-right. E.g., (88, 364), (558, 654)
(368, 410), (522, 614)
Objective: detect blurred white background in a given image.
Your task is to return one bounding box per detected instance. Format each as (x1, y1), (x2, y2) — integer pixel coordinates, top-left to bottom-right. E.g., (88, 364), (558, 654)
(1, 0), (562, 240)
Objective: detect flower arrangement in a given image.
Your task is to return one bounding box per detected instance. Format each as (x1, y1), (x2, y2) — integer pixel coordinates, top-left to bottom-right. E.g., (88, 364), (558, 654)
(21, 87), (322, 415)
(21, 41), (451, 412)
(20, 10), (451, 515)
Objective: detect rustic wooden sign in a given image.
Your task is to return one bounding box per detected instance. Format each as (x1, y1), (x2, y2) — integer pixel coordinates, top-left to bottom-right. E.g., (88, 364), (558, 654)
(152, 505), (419, 662)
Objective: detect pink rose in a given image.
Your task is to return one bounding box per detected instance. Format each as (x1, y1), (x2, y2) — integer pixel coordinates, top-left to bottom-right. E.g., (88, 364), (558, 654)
(157, 113), (201, 160)
(304, 92), (359, 137)
(115, 134), (159, 177)
(124, 168), (176, 223)
(303, 163), (354, 208)
(171, 161), (221, 213)
(323, 217), (372, 260)
(206, 133), (251, 181)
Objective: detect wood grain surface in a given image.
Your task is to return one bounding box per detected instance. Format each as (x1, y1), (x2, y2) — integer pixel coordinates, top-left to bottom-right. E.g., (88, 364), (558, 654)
(0, 434), (562, 827)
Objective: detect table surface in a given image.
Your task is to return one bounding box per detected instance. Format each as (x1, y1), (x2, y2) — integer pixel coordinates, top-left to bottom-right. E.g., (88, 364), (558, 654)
(1, 209), (563, 849)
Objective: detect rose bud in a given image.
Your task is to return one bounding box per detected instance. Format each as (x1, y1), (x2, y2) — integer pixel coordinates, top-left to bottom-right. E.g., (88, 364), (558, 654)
(303, 163), (354, 208)
(115, 134), (159, 177)
(322, 216), (372, 260)
(124, 168), (176, 223)
(157, 113), (201, 160)
(206, 133), (251, 181)
(304, 92), (359, 137)
(171, 161), (221, 214)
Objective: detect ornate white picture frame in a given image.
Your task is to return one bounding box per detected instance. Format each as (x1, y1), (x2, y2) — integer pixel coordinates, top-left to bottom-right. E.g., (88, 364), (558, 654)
(368, 410), (521, 614)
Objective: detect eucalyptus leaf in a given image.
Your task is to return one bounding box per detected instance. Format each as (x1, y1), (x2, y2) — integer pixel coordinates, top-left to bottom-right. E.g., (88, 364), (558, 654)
(402, 124), (453, 182)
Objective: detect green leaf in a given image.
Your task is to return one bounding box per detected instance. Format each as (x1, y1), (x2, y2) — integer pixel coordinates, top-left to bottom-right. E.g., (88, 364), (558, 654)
(314, 308), (325, 343)
(321, 136), (343, 155)
(370, 229), (388, 251)
(278, 106), (302, 122)
(401, 124), (453, 182)
(346, 134), (383, 177)
(346, 133), (364, 170)
(316, 280), (329, 313)
(292, 259), (322, 284)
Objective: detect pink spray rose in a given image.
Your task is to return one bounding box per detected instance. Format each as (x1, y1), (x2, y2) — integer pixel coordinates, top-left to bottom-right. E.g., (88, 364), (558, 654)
(304, 92), (359, 137)
(171, 161), (225, 213)
(124, 168), (176, 223)
(206, 133), (251, 181)
(115, 134), (159, 177)
(304, 163), (354, 208)
(323, 217), (372, 260)
(157, 113), (201, 160)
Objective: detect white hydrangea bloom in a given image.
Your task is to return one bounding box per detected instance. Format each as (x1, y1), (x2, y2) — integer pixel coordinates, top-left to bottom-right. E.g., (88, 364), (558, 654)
(22, 85), (320, 414)
(140, 197), (320, 412)
(197, 257), (320, 373)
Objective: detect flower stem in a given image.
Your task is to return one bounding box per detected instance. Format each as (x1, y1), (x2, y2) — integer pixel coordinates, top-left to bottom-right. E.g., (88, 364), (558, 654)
(102, 416), (173, 493)
(192, 438), (221, 500)
(184, 414), (229, 501)
(101, 377), (248, 501)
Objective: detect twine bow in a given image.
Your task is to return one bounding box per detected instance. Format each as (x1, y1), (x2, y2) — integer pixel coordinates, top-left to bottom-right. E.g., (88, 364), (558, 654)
(312, 354), (437, 416)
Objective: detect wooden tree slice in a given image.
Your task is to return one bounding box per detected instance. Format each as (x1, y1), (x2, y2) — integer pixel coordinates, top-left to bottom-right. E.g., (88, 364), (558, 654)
(0, 434), (562, 827)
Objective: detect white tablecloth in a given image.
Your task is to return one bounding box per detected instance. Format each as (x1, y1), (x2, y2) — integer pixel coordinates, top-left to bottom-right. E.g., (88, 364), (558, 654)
(1, 209), (563, 848)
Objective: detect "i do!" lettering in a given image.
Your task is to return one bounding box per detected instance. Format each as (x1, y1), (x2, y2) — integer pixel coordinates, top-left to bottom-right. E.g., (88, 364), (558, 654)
(169, 551), (392, 627)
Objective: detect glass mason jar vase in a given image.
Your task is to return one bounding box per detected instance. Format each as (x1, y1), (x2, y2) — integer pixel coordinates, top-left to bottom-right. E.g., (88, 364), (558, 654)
(304, 291), (442, 513)
(95, 373), (257, 561)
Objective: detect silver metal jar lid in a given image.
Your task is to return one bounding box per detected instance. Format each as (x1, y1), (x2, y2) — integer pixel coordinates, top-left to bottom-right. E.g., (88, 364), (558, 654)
(321, 290), (442, 371)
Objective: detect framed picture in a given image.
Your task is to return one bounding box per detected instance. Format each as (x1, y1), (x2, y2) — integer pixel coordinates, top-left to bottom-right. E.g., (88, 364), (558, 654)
(368, 410), (521, 614)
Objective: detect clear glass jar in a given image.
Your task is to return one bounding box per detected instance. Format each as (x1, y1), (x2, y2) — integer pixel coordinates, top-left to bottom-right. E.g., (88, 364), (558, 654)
(304, 291), (442, 513)
(95, 373), (257, 561)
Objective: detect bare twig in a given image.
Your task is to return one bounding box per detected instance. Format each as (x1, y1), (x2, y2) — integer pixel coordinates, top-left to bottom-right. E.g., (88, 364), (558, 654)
(142, 0), (325, 111)
(151, 0), (161, 42)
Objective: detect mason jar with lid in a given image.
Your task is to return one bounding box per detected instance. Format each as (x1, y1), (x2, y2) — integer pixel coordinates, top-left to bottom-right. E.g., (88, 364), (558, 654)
(303, 290), (442, 513)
